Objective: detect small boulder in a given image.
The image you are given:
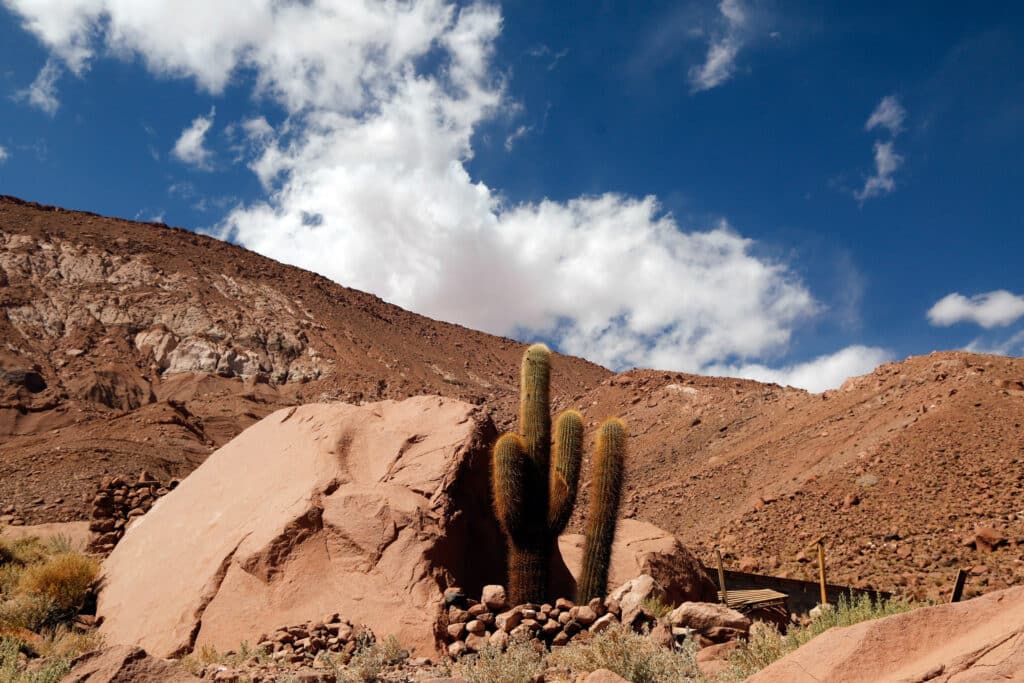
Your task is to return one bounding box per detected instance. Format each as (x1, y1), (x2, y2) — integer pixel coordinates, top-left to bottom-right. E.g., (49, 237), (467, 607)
(974, 525), (1007, 552)
(481, 585), (508, 612)
(669, 602), (750, 641)
(607, 575), (667, 628)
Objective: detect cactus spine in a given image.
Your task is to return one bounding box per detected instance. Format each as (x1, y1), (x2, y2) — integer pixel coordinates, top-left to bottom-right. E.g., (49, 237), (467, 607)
(491, 343), (625, 605)
(577, 418), (627, 603)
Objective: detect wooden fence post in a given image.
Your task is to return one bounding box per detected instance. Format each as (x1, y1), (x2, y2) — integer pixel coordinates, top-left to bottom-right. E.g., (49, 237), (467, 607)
(817, 539), (828, 606)
(950, 569), (967, 603)
(716, 549), (728, 606)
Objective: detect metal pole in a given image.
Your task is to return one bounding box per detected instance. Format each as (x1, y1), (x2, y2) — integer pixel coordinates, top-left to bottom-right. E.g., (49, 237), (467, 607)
(950, 569), (967, 603)
(716, 549), (729, 606)
(817, 540), (827, 606)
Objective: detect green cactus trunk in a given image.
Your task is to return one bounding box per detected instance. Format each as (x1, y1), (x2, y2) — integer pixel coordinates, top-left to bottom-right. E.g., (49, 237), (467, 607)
(577, 418), (626, 603)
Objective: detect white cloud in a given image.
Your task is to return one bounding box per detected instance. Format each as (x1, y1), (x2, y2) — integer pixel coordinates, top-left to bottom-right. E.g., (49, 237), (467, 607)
(4, 0), (875, 390)
(504, 124), (531, 151)
(928, 290), (1024, 328)
(15, 57), (61, 116)
(855, 141), (903, 201)
(689, 0), (747, 93)
(0, 146), (8, 163)
(865, 95), (905, 135)
(965, 329), (1024, 356)
(172, 107), (215, 169)
(706, 345), (893, 393)
(855, 95), (906, 202)
(241, 117), (274, 141)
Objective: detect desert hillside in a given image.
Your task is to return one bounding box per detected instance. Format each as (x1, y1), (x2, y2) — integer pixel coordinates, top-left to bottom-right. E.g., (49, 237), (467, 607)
(2, 195), (1022, 602)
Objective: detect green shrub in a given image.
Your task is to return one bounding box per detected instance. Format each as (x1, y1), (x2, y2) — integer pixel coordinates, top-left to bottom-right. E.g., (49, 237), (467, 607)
(548, 624), (701, 683)
(0, 636), (72, 683)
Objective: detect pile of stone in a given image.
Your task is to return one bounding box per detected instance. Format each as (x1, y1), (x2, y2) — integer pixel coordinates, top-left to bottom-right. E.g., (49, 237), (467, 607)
(87, 471), (177, 553)
(252, 615), (379, 665)
(442, 585), (623, 658)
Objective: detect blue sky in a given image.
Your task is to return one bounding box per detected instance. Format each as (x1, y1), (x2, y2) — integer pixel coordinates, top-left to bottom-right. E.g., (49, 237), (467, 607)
(1, 1), (1023, 391)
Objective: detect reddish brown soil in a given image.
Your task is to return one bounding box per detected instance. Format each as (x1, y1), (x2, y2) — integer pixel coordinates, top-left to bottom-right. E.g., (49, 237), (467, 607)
(2, 195), (1022, 602)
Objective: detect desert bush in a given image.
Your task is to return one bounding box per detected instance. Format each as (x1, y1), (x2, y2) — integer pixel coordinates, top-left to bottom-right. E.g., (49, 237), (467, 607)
(1, 536), (99, 633)
(0, 595), (56, 633)
(713, 592), (921, 682)
(0, 539), (48, 567)
(16, 553), (98, 617)
(326, 633), (406, 683)
(450, 637), (545, 683)
(548, 624), (701, 683)
(0, 636), (72, 683)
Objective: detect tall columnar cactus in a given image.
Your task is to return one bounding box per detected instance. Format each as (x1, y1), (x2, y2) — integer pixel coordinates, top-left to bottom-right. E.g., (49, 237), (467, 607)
(492, 343), (625, 605)
(577, 418), (627, 603)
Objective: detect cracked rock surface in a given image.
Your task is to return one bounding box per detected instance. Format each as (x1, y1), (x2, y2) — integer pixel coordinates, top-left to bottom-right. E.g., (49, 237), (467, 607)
(96, 396), (504, 658)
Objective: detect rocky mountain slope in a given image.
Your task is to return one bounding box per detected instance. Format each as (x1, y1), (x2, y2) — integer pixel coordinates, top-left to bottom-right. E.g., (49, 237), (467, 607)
(2, 195), (1022, 603)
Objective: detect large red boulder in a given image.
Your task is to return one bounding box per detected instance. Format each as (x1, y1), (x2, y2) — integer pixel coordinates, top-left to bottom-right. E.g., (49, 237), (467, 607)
(96, 397), (504, 657)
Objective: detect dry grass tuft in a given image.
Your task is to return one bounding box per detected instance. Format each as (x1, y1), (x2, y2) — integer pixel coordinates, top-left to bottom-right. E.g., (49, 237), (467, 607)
(712, 592), (921, 682)
(549, 624), (701, 683)
(17, 553), (99, 617)
(450, 636), (545, 683)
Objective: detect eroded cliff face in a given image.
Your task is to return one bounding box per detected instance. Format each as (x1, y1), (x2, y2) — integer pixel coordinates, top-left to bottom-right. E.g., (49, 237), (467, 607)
(1, 230), (329, 388)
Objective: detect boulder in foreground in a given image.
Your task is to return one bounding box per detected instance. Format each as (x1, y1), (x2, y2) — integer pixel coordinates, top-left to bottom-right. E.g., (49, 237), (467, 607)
(97, 397), (503, 657)
(748, 585), (1024, 682)
(61, 645), (199, 682)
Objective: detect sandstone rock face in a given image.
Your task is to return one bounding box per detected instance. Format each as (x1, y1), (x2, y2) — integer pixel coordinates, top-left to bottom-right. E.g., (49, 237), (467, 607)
(60, 645), (199, 682)
(748, 585), (1024, 683)
(96, 397), (504, 657)
(557, 519), (716, 603)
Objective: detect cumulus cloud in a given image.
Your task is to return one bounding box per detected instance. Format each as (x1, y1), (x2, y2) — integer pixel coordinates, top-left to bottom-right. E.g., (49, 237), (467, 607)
(3, 0), (873, 390)
(856, 95), (905, 202)
(689, 0), (747, 93)
(706, 345), (893, 393)
(15, 57), (61, 116)
(172, 108), (216, 169)
(928, 290), (1024, 328)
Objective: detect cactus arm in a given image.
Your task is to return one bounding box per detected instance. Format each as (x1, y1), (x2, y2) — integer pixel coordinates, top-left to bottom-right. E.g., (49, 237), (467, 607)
(577, 418), (627, 603)
(520, 343), (552, 471)
(548, 409), (583, 536)
(492, 433), (530, 544)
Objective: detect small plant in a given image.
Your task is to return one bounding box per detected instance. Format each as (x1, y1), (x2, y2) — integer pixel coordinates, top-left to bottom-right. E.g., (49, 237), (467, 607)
(548, 623), (701, 683)
(640, 595), (673, 619)
(713, 592), (921, 682)
(451, 636), (545, 683)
